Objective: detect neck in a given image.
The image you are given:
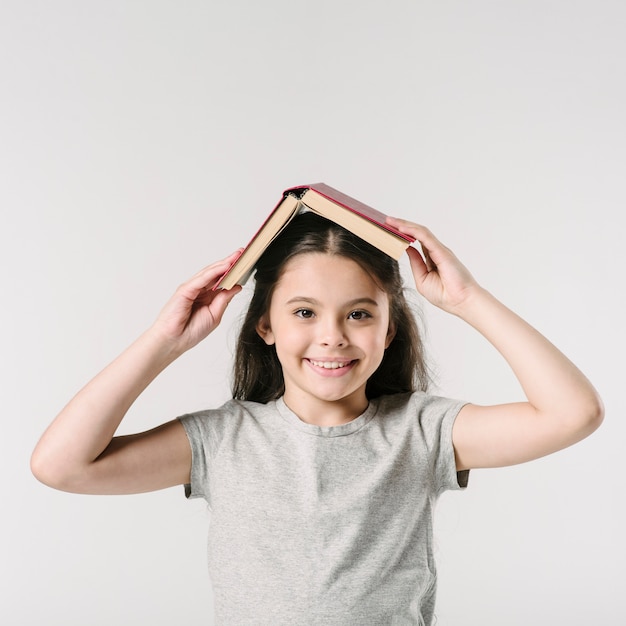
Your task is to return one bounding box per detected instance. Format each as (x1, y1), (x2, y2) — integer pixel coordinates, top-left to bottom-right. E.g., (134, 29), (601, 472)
(282, 392), (369, 427)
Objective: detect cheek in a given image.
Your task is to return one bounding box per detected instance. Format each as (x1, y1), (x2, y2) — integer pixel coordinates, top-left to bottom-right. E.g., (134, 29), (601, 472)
(273, 323), (307, 352)
(357, 326), (393, 357)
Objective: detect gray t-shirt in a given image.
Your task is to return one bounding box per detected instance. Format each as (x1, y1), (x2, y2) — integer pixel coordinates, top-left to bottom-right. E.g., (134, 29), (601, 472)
(179, 391), (468, 625)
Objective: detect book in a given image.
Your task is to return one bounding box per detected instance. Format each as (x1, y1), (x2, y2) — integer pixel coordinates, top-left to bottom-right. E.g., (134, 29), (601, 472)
(215, 183), (415, 290)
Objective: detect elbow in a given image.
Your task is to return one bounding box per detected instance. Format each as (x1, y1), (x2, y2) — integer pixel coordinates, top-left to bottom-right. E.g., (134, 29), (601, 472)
(588, 394), (605, 431)
(576, 391), (605, 439)
(30, 447), (60, 490)
(30, 446), (78, 492)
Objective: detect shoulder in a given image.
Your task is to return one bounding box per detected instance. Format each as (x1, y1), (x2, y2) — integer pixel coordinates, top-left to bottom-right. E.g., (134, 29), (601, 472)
(372, 391), (467, 443)
(179, 398), (277, 424)
(374, 391), (466, 420)
(178, 398), (279, 437)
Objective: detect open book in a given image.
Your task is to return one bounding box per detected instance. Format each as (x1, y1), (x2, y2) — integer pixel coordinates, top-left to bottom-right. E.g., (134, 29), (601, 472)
(215, 183), (415, 290)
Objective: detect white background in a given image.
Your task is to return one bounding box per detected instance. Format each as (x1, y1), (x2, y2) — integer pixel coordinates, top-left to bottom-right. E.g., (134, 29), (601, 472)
(2, 1), (624, 624)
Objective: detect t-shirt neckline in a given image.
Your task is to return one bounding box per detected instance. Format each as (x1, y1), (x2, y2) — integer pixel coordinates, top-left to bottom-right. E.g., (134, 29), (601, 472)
(274, 397), (378, 437)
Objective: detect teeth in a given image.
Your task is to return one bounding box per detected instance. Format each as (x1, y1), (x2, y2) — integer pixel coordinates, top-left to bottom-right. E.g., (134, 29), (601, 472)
(310, 360), (351, 369)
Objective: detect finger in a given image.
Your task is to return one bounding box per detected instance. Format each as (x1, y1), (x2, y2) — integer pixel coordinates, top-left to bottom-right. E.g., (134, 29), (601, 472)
(387, 217), (439, 246)
(387, 217), (436, 252)
(183, 250), (244, 294)
(208, 284), (242, 324)
(406, 246), (430, 288)
(190, 249), (244, 280)
(386, 216), (426, 237)
(387, 217), (451, 266)
(423, 248), (438, 273)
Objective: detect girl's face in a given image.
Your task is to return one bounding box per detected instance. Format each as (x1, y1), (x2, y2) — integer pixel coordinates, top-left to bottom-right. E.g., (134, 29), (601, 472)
(256, 253), (395, 426)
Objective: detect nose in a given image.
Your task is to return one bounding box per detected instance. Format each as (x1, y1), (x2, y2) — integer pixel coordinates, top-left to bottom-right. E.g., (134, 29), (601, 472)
(318, 317), (347, 347)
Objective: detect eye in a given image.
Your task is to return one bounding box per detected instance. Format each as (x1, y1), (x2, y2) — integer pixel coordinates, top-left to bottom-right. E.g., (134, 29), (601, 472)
(294, 308), (315, 319)
(348, 310), (372, 321)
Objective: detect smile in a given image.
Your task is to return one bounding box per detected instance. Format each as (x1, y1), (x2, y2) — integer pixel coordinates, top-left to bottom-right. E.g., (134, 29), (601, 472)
(308, 359), (355, 370)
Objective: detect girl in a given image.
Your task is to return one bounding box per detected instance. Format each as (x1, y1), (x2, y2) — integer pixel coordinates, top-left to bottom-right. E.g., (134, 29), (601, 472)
(31, 212), (603, 625)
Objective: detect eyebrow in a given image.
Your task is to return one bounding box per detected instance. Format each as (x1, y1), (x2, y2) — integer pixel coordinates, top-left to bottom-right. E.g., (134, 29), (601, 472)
(285, 297), (380, 308)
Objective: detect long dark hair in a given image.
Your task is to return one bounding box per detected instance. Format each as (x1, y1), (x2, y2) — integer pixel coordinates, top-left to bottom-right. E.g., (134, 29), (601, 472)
(232, 212), (430, 403)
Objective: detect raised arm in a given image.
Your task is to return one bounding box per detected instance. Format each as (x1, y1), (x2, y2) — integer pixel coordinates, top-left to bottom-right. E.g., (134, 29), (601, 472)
(387, 217), (604, 471)
(31, 252), (242, 494)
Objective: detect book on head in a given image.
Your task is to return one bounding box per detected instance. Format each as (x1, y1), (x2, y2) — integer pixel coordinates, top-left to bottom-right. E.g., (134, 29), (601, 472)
(215, 183), (415, 290)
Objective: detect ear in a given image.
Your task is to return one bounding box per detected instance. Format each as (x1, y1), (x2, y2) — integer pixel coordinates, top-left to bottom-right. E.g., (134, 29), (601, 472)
(385, 322), (396, 349)
(256, 316), (275, 346)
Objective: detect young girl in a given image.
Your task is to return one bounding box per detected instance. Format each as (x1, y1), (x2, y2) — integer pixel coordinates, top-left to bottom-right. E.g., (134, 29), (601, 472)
(31, 212), (603, 624)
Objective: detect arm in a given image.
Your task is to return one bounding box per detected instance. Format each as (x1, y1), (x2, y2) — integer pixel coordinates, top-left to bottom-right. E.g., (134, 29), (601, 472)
(30, 251), (242, 494)
(387, 217), (604, 471)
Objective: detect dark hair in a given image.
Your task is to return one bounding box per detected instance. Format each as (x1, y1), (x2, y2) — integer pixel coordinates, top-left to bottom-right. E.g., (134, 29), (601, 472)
(232, 212), (430, 403)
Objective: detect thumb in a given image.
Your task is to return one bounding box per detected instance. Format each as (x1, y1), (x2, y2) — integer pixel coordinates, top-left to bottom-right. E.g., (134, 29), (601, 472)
(406, 246), (430, 290)
(209, 285), (242, 324)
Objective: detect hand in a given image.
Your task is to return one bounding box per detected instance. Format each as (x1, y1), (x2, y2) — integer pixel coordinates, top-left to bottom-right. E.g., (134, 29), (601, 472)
(151, 250), (243, 353)
(386, 217), (480, 315)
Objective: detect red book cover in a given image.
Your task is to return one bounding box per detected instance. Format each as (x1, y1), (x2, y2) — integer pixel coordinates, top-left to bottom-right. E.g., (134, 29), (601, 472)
(214, 183), (413, 289)
(287, 183), (415, 243)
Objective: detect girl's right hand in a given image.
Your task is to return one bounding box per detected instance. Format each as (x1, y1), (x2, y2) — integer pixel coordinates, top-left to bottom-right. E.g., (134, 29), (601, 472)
(150, 250), (243, 354)
(31, 249), (242, 496)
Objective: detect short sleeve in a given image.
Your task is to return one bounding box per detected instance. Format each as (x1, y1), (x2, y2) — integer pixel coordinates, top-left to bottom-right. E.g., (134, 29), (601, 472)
(177, 410), (216, 501)
(417, 394), (469, 495)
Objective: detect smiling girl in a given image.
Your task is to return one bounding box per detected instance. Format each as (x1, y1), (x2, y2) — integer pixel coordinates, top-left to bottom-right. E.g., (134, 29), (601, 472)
(31, 211), (603, 624)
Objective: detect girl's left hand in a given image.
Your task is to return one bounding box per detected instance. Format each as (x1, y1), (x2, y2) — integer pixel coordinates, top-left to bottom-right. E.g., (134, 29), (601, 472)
(386, 217), (481, 315)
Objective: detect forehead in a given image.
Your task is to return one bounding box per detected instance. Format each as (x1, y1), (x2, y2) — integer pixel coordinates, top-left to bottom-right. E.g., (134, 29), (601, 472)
(273, 253), (388, 302)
